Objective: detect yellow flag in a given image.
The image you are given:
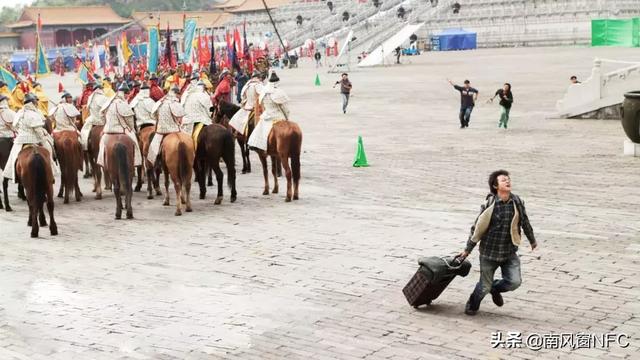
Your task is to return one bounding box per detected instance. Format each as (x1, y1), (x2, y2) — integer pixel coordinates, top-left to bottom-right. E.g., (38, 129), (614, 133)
(122, 33), (132, 63)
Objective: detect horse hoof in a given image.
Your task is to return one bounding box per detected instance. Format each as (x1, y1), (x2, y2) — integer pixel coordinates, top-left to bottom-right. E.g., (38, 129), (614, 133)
(207, 181), (214, 187)
(64, 199), (69, 204)
(214, 197), (223, 205)
(163, 201), (170, 206)
(31, 232), (38, 238)
(57, 193), (63, 198)
(262, 190), (269, 195)
(92, 188), (96, 193)
(175, 211), (182, 216)
(126, 213), (134, 219)
(50, 226), (58, 236)
(230, 196), (237, 203)
(95, 194), (102, 200)
(241, 170), (247, 174)
(155, 190), (162, 196)
(76, 197), (81, 202)
(186, 207), (193, 212)
(285, 197), (292, 202)
(5, 207), (12, 212)
(272, 189), (279, 194)
(134, 187), (141, 192)
(293, 195), (299, 201)
(147, 195), (154, 200)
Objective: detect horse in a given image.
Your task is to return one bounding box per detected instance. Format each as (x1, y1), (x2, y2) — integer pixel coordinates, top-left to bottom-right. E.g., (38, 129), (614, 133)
(194, 124), (237, 205)
(214, 100), (254, 174)
(255, 121), (302, 202)
(53, 131), (83, 204)
(160, 132), (195, 215)
(0, 136), (20, 211)
(87, 125), (111, 199)
(80, 106), (92, 178)
(138, 124), (162, 199)
(103, 134), (135, 219)
(15, 145), (58, 237)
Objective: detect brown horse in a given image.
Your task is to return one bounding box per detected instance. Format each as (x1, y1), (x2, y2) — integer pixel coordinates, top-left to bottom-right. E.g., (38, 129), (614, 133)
(194, 124), (237, 205)
(214, 100), (254, 174)
(138, 124), (162, 199)
(255, 121), (302, 202)
(53, 131), (83, 203)
(15, 145), (58, 237)
(161, 132), (195, 215)
(103, 134), (135, 219)
(87, 125), (111, 199)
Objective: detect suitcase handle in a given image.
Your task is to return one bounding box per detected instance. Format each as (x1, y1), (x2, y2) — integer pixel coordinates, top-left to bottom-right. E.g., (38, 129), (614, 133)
(441, 255), (465, 270)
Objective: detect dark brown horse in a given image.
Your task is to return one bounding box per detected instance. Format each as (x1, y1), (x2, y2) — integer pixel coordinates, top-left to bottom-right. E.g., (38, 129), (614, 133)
(255, 121), (302, 202)
(87, 125), (111, 199)
(15, 145), (58, 237)
(0, 136), (18, 211)
(103, 134), (135, 219)
(53, 131), (83, 203)
(138, 124), (162, 199)
(161, 132), (195, 215)
(214, 100), (254, 174)
(194, 123), (237, 204)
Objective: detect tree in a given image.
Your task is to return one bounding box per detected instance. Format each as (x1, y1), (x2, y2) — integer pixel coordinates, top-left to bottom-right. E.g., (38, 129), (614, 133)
(0, 5), (23, 26)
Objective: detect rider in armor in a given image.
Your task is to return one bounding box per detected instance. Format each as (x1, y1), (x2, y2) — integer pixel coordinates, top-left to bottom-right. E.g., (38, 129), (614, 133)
(148, 86), (185, 165)
(247, 71), (290, 151)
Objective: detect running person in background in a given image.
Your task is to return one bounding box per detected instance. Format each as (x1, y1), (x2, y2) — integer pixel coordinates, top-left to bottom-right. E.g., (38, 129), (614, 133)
(448, 79), (478, 128)
(488, 83), (513, 129)
(333, 73), (352, 114)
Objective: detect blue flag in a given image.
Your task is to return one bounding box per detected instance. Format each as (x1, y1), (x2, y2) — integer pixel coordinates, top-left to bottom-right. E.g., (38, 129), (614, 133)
(35, 35), (50, 77)
(77, 63), (89, 85)
(147, 26), (159, 74)
(182, 19), (197, 63)
(0, 66), (18, 91)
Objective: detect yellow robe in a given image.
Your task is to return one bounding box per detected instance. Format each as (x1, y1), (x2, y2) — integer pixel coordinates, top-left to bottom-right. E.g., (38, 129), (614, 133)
(33, 86), (49, 116)
(0, 85), (11, 102)
(103, 80), (115, 98)
(10, 86), (25, 111)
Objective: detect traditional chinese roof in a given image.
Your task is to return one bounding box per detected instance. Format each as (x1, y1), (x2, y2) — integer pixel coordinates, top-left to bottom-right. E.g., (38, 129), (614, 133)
(218, 0), (293, 13)
(7, 6), (130, 29)
(132, 11), (232, 30)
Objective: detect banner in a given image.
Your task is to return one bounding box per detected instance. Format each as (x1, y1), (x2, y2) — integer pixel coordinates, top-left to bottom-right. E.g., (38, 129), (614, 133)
(34, 36), (50, 77)
(122, 32), (132, 64)
(93, 45), (101, 71)
(0, 66), (18, 91)
(147, 26), (159, 73)
(182, 19), (197, 63)
(77, 63), (90, 84)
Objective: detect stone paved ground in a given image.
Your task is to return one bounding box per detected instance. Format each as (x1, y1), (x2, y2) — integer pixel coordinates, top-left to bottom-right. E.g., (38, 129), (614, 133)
(1, 46), (639, 360)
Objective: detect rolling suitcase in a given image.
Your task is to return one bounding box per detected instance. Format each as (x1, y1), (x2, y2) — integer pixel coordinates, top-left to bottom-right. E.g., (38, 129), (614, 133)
(403, 255), (471, 308)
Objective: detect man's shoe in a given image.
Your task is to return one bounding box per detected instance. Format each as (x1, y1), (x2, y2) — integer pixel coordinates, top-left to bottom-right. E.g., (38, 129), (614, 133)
(491, 289), (504, 307)
(465, 300), (478, 315)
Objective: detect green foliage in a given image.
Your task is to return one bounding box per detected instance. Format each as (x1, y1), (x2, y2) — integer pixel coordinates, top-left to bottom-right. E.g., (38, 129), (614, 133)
(0, 5), (23, 26)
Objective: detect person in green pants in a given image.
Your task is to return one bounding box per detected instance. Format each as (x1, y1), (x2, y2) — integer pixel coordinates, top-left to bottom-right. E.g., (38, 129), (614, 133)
(488, 83), (513, 129)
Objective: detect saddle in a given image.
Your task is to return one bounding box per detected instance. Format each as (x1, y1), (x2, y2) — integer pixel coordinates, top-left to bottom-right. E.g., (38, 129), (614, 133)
(192, 123), (205, 152)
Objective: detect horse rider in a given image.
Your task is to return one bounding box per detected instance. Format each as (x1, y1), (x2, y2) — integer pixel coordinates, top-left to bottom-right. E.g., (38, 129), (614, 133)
(96, 82), (142, 169)
(149, 75), (165, 101)
(131, 83), (156, 131)
(80, 82), (108, 151)
(76, 81), (94, 108)
(148, 86), (185, 166)
(3, 93), (58, 182)
(0, 95), (16, 177)
(182, 81), (213, 136)
(51, 92), (82, 142)
(212, 69), (233, 105)
(180, 72), (200, 103)
(229, 70), (263, 137)
(247, 71), (290, 151)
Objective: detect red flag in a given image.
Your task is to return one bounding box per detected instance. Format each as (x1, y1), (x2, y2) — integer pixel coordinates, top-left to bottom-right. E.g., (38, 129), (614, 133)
(58, 81), (64, 93)
(234, 28), (242, 59)
(37, 13), (42, 33)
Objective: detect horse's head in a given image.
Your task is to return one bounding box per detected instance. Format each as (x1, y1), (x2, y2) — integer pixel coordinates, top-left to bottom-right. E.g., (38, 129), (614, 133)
(213, 100), (241, 126)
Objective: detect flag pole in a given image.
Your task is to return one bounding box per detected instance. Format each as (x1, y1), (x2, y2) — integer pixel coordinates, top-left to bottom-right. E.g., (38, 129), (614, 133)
(260, 0), (289, 63)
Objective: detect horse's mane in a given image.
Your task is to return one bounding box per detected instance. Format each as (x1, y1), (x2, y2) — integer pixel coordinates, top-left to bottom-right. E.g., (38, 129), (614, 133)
(220, 100), (240, 113)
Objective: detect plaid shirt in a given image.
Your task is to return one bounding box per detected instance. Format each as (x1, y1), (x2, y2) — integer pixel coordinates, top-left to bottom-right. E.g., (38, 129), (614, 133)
(466, 196), (522, 262)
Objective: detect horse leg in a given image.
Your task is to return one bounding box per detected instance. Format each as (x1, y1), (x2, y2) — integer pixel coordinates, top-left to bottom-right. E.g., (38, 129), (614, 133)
(224, 150), (237, 203)
(212, 160), (224, 205)
(74, 176), (82, 202)
(280, 154), (293, 202)
(104, 169), (112, 191)
(207, 168), (213, 187)
(174, 179), (182, 216)
(146, 163), (154, 199)
(134, 165), (143, 192)
(94, 163), (103, 200)
(38, 202), (47, 226)
(245, 142), (251, 173)
(57, 165), (65, 198)
(47, 184), (58, 235)
(83, 151), (92, 178)
(259, 152), (269, 195)
(2, 178), (11, 212)
(30, 204), (39, 238)
(184, 182), (192, 212)
(196, 159), (207, 200)
(163, 166), (170, 206)
(17, 182), (25, 200)
(238, 138), (248, 174)
(63, 163), (71, 204)
(270, 155), (279, 194)
(114, 182), (122, 220)
(276, 157), (283, 178)
(126, 178), (133, 220)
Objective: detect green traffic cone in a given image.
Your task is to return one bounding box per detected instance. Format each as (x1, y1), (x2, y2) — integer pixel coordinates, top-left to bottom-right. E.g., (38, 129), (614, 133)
(353, 136), (369, 167)
(314, 73), (321, 86)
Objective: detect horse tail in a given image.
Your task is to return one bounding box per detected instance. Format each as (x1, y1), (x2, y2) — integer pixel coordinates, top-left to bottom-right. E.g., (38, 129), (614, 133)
(289, 127), (302, 184)
(114, 142), (130, 190)
(73, 135), (83, 171)
(178, 140), (190, 185)
(223, 130), (236, 190)
(30, 152), (48, 208)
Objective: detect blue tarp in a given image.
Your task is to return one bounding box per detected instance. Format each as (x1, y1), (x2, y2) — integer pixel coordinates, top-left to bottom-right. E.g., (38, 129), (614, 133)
(431, 28), (477, 51)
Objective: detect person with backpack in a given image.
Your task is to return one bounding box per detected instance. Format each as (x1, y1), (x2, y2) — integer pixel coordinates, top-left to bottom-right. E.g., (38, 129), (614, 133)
(460, 170), (538, 315)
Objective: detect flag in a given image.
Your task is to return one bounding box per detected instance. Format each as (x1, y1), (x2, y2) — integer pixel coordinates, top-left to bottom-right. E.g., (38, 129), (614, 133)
(58, 81), (64, 93)
(35, 34), (50, 77)
(234, 28), (242, 59)
(231, 39), (240, 71)
(243, 21), (252, 72)
(226, 30), (232, 61)
(0, 66), (18, 91)
(121, 32), (132, 64)
(209, 30), (216, 75)
(182, 19), (197, 64)
(37, 13), (42, 33)
(163, 22), (175, 68)
(93, 44), (101, 71)
(147, 26), (159, 74)
(104, 39), (111, 75)
(77, 63), (90, 85)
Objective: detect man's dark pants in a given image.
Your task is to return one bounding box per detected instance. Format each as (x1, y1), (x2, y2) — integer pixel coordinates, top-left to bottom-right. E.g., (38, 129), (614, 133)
(467, 253), (522, 310)
(459, 105), (474, 127)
